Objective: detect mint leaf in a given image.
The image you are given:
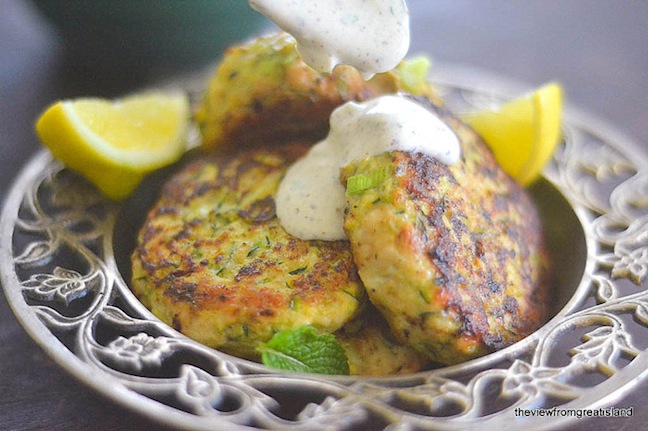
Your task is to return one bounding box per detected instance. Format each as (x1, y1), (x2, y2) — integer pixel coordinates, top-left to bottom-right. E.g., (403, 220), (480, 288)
(259, 326), (349, 375)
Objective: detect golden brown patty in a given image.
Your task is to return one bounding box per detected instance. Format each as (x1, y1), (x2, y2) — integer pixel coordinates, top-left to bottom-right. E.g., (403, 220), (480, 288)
(342, 97), (551, 365)
(336, 304), (429, 376)
(195, 32), (440, 152)
(131, 143), (365, 359)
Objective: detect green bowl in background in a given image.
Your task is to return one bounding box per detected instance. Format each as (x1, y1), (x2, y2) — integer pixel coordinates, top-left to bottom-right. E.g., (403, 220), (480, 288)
(32, 0), (269, 87)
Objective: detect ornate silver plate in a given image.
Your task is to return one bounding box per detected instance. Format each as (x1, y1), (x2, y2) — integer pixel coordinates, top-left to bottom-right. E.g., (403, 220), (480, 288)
(2, 65), (647, 430)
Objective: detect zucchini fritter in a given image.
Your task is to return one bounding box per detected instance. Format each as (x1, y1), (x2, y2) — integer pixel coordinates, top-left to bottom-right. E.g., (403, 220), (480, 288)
(336, 304), (429, 376)
(342, 98), (551, 365)
(131, 143), (365, 359)
(196, 32), (439, 152)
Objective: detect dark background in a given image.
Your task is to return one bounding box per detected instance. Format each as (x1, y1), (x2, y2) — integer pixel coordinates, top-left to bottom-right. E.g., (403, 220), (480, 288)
(1, 1), (647, 430)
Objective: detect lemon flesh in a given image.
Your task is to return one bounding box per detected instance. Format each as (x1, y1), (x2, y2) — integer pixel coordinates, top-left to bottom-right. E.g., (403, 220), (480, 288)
(463, 82), (563, 186)
(36, 92), (190, 200)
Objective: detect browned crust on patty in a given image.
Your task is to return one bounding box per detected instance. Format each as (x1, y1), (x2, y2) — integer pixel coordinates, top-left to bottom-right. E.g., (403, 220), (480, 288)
(131, 143), (365, 358)
(342, 98), (551, 364)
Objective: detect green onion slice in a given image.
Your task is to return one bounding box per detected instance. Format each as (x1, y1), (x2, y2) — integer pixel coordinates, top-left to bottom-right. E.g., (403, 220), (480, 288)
(346, 167), (390, 195)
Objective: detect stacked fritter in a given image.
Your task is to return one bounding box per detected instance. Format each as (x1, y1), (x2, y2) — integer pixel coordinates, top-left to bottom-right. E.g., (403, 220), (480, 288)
(195, 32), (440, 152)
(342, 98), (550, 365)
(131, 33), (551, 375)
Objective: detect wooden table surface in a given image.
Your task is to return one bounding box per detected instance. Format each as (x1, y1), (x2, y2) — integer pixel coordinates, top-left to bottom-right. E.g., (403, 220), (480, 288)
(1, 1), (647, 430)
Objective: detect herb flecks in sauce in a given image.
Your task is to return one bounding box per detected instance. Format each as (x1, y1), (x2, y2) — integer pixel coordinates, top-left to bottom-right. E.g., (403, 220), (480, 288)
(276, 96), (460, 241)
(248, 0), (461, 241)
(249, 0), (410, 79)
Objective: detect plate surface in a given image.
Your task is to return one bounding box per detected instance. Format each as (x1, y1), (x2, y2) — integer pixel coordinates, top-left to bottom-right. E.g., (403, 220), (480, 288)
(2, 66), (647, 431)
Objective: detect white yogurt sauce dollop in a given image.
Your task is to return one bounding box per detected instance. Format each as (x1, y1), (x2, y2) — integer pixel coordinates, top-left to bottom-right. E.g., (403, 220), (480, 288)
(248, 0), (410, 79)
(275, 95), (461, 241)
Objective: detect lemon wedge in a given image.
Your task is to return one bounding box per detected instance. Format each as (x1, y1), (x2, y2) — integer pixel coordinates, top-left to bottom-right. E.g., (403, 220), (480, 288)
(36, 91), (190, 200)
(463, 82), (563, 186)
